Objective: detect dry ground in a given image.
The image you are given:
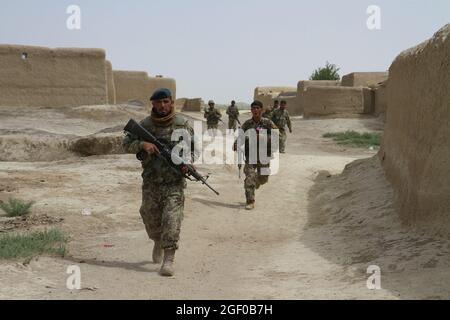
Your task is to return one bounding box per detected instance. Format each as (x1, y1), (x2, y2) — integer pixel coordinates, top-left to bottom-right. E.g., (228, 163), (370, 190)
(0, 105), (449, 299)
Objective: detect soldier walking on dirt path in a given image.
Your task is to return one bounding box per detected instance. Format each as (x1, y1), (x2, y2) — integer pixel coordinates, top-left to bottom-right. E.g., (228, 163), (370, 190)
(262, 100), (279, 119)
(204, 100), (222, 135)
(234, 100), (278, 210)
(270, 100), (292, 153)
(122, 88), (196, 277)
(226, 100), (240, 131)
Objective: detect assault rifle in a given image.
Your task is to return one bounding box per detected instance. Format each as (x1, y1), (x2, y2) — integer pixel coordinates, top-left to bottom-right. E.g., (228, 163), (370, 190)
(124, 119), (219, 196)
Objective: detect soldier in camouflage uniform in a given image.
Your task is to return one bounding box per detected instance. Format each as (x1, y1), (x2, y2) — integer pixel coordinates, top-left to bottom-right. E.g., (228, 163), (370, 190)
(226, 100), (240, 131)
(234, 100), (278, 210)
(270, 100), (292, 153)
(122, 88), (195, 277)
(204, 100), (222, 130)
(262, 99), (279, 119)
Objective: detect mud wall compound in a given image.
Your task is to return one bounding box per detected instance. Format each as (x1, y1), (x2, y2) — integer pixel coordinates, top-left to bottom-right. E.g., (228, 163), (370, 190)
(182, 98), (204, 112)
(341, 72), (388, 87)
(302, 86), (372, 118)
(294, 80), (341, 115)
(373, 81), (387, 116)
(113, 71), (152, 106)
(114, 71), (176, 107)
(379, 24), (450, 227)
(0, 45), (108, 107)
(105, 60), (116, 105)
(254, 86), (296, 109)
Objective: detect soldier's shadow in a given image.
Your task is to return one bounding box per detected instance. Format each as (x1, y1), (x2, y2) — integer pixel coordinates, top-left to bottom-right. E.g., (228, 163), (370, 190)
(64, 256), (158, 273)
(191, 197), (245, 209)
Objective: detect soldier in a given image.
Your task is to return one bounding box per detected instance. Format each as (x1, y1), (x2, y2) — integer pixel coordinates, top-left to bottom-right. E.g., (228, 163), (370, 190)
(226, 100), (240, 131)
(270, 100), (292, 153)
(122, 88), (195, 277)
(262, 99), (279, 118)
(204, 100), (222, 131)
(234, 100), (278, 210)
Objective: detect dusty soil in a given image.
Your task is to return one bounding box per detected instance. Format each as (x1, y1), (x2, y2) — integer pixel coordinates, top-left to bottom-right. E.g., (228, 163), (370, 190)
(0, 105), (449, 300)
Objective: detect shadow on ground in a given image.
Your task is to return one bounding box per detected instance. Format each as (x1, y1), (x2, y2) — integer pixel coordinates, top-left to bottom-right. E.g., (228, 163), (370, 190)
(64, 256), (156, 273)
(191, 197), (245, 209)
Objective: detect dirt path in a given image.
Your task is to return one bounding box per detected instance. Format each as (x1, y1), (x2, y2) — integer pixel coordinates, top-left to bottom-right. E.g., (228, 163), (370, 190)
(3, 108), (445, 299)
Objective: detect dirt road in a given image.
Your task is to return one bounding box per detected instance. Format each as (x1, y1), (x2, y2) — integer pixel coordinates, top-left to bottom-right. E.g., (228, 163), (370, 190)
(1, 106), (448, 299)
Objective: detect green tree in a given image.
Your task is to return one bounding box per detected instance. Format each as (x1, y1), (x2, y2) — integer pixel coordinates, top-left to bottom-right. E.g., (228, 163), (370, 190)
(309, 61), (341, 80)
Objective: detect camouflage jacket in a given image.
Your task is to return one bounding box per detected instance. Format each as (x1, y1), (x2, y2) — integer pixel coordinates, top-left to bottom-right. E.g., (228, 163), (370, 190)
(204, 108), (222, 125)
(241, 117), (277, 132)
(226, 106), (240, 120)
(238, 117), (278, 163)
(262, 106), (275, 119)
(270, 108), (292, 131)
(122, 114), (195, 186)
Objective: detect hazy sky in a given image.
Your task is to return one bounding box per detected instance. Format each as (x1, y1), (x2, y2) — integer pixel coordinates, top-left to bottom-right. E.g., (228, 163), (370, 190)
(0, 0), (449, 103)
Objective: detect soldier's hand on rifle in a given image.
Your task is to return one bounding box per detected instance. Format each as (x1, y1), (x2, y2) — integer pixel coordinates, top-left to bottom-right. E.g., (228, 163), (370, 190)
(181, 164), (196, 175)
(143, 142), (160, 155)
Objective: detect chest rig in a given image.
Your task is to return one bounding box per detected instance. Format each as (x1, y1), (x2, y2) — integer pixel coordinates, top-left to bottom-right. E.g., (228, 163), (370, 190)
(136, 115), (188, 162)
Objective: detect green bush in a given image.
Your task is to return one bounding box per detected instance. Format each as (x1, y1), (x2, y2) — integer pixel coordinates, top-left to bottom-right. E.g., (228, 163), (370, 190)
(0, 229), (68, 259)
(0, 198), (34, 217)
(310, 61), (341, 80)
(323, 131), (382, 148)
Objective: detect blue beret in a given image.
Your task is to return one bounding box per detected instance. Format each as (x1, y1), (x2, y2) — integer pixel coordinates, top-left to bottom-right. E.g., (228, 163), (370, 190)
(150, 88), (172, 101)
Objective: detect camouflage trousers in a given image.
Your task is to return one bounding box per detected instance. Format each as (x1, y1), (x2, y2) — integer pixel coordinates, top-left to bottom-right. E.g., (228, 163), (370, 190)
(140, 182), (185, 250)
(244, 163), (270, 204)
(228, 119), (238, 130)
(207, 124), (219, 137)
(279, 128), (287, 153)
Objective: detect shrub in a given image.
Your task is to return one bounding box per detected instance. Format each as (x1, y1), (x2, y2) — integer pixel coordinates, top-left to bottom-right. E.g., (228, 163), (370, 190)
(0, 198), (35, 217)
(310, 62), (341, 80)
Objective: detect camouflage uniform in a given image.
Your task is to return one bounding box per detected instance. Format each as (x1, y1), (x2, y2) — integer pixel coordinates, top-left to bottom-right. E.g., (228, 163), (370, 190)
(122, 114), (194, 250)
(239, 117), (278, 204)
(270, 108), (292, 153)
(262, 107), (273, 119)
(226, 105), (240, 130)
(204, 107), (222, 130)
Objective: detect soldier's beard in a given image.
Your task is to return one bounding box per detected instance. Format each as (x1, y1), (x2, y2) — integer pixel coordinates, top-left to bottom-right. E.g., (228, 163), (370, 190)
(151, 107), (176, 126)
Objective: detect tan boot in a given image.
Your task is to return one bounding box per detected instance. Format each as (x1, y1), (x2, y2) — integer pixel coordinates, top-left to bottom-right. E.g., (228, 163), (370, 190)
(159, 249), (175, 277)
(152, 241), (163, 264)
(245, 202), (255, 210)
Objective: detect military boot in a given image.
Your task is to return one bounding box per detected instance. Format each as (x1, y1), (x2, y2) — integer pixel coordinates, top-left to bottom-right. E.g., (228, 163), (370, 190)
(245, 202), (255, 210)
(159, 249), (176, 277)
(152, 241), (163, 264)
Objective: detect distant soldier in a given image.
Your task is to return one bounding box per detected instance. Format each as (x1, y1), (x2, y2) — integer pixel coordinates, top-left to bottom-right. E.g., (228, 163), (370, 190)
(204, 100), (222, 130)
(226, 100), (240, 130)
(262, 100), (279, 119)
(270, 100), (292, 153)
(234, 100), (278, 210)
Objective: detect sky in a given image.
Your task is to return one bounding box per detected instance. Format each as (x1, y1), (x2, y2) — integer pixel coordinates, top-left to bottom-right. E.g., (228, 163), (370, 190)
(0, 0), (449, 103)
